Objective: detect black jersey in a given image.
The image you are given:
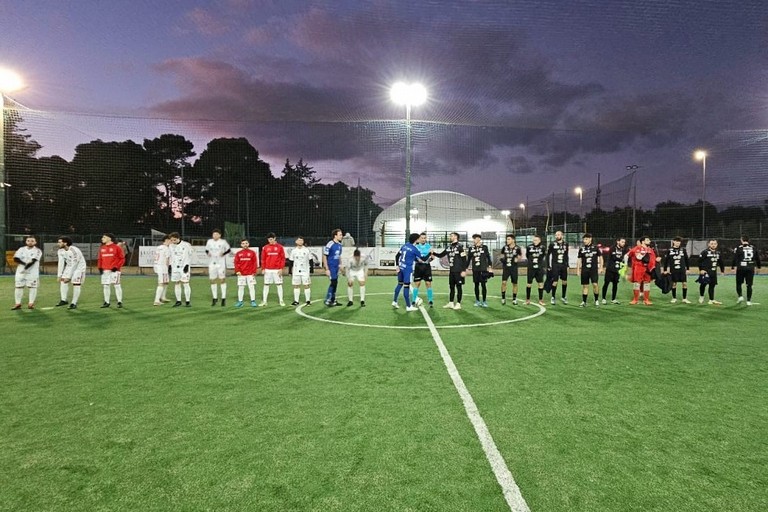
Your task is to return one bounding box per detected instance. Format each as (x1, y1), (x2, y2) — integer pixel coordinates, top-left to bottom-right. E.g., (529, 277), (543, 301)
(548, 240), (569, 267)
(603, 244), (628, 272)
(732, 243), (761, 270)
(577, 244), (600, 271)
(526, 243), (547, 270)
(664, 247), (689, 271)
(434, 242), (468, 272)
(699, 249), (725, 273)
(500, 244), (522, 268)
(468, 244), (492, 270)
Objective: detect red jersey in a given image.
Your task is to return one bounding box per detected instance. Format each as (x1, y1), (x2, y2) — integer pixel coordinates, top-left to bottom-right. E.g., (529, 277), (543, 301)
(234, 248), (258, 276)
(98, 243), (125, 271)
(626, 244), (656, 282)
(261, 243), (286, 270)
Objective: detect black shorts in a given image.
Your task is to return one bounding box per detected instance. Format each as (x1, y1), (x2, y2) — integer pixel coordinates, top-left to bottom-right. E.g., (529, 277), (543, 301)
(670, 269), (687, 283)
(449, 271), (465, 286)
(413, 263), (432, 282)
(551, 264), (568, 281)
(604, 270), (620, 284)
(580, 269), (599, 285)
(502, 266), (519, 284)
(527, 267), (545, 284)
(703, 270), (718, 286)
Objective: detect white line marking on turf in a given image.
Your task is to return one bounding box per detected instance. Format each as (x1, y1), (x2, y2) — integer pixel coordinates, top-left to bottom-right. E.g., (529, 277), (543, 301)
(294, 292), (546, 330)
(420, 305), (531, 512)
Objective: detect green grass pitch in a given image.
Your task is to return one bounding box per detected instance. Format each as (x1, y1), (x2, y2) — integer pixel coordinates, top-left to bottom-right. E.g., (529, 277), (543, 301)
(1, 274), (766, 511)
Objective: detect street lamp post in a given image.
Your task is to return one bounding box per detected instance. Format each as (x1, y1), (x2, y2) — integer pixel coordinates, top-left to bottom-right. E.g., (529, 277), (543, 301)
(519, 203), (526, 230)
(575, 187), (583, 233)
(0, 68), (25, 274)
(695, 150), (707, 240)
(391, 82), (427, 238)
(626, 165), (640, 241)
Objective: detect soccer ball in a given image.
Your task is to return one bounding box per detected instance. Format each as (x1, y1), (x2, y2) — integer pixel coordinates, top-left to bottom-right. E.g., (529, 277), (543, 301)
(414, 297), (424, 306)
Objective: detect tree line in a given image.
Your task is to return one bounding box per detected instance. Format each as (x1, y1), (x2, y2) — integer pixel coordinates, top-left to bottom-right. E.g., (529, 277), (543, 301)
(521, 200), (768, 241)
(4, 113), (382, 241)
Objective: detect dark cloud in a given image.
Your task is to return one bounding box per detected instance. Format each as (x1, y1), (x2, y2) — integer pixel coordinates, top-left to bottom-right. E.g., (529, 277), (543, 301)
(149, 3), (743, 202)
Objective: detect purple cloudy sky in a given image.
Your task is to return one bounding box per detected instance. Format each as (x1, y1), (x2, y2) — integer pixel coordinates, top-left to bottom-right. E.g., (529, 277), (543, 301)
(2, 0), (767, 209)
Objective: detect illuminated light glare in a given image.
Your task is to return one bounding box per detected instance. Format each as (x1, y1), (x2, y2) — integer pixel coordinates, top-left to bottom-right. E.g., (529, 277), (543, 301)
(390, 82), (427, 106)
(694, 150), (707, 161)
(519, 203), (525, 210)
(574, 187), (583, 196)
(500, 210), (511, 216)
(0, 68), (24, 93)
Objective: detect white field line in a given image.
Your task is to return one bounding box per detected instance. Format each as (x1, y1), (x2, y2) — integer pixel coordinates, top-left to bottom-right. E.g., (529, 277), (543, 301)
(419, 305), (531, 512)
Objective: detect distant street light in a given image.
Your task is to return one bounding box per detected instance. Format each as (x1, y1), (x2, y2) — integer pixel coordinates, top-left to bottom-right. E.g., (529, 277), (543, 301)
(574, 187), (583, 232)
(519, 203), (526, 229)
(501, 209), (511, 231)
(695, 150), (707, 240)
(0, 68), (25, 273)
(391, 82), (427, 237)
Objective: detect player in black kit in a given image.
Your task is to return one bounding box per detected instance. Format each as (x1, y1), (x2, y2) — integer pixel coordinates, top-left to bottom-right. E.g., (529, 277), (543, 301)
(732, 234), (761, 306)
(525, 235), (547, 305)
(601, 237), (627, 304)
(500, 234), (523, 305)
(698, 239), (725, 305)
(663, 237), (691, 304)
(576, 233), (602, 307)
(548, 230), (569, 305)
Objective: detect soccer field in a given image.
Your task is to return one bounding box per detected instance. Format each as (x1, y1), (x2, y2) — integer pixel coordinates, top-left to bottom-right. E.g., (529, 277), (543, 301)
(1, 275), (766, 511)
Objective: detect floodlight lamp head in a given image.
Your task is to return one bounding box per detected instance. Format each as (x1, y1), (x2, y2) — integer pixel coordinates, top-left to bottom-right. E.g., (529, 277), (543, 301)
(0, 68), (24, 93)
(574, 187), (583, 195)
(390, 82), (427, 106)
(519, 203), (525, 210)
(694, 150), (707, 161)
(501, 210), (511, 216)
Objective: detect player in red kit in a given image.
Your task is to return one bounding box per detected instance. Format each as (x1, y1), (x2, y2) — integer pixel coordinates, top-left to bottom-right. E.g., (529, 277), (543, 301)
(97, 233), (126, 308)
(260, 232), (286, 306)
(625, 236), (656, 305)
(233, 239), (258, 307)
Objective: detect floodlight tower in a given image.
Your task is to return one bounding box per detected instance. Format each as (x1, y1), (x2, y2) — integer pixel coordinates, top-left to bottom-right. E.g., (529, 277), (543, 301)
(0, 68), (25, 273)
(694, 150), (707, 240)
(391, 82), (427, 238)
(574, 187), (583, 232)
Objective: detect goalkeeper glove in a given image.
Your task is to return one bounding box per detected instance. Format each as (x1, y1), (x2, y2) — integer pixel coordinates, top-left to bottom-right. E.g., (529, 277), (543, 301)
(183, 265), (189, 273)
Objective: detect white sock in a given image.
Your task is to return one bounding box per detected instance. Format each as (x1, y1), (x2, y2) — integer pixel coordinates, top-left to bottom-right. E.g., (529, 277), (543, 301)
(248, 283), (256, 301)
(304, 288), (311, 301)
(277, 287), (284, 302)
(72, 286), (81, 304)
(60, 282), (69, 301)
(155, 286), (164, 303)
(28, 288), (38, 304)
(103, 285), (111, 303)
(348, 286), (354, 301)
(175, 284), (182, 301)
(262, 286), (269, 303)
(211, 284), (218, 299)
(360, 286), (366, 301)
(294, 288), (300, 302)
(220, 283), (227, 298)
(115, 285), (123, 302)
(183, 283), (191, 302)
(14, 288), (23, 304)
(238, 286), (244, 301)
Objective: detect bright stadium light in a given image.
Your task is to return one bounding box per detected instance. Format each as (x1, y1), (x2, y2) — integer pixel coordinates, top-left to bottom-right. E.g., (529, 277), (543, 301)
(0, 67), (25, 273)
(694, 150), (708, 239)
(501, 210), (511, 216)
(575, 187), (584, 232)
(391, 82), (428, 237)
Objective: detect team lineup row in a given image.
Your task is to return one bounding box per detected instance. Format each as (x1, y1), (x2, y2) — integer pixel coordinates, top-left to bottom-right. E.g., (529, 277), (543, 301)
(9, 229), (762, 310)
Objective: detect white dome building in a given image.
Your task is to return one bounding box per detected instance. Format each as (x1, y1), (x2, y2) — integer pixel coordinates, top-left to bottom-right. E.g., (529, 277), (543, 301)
(373, 190), (510, 246)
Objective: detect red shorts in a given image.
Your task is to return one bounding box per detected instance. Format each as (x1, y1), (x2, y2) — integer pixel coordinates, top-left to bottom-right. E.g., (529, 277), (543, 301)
(631, 266), (652, 283)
